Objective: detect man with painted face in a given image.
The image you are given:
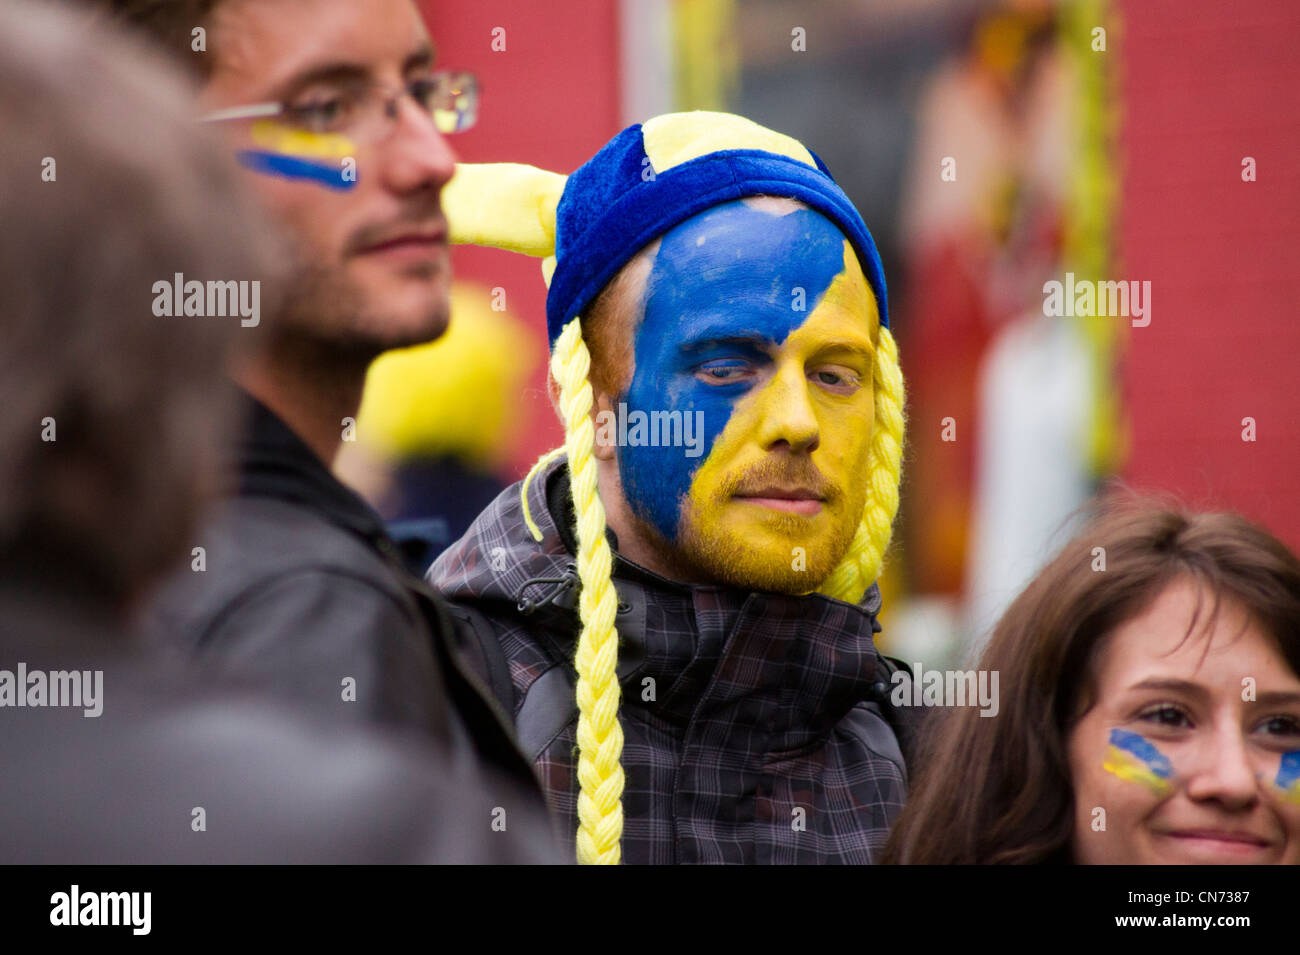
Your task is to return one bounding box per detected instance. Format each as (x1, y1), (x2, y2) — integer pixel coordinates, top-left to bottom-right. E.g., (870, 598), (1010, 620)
(430, 112), (911, 864)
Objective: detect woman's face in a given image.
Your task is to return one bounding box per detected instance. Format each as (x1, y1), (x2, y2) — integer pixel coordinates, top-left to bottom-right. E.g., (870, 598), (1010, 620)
(1067, 578), (1300, 864)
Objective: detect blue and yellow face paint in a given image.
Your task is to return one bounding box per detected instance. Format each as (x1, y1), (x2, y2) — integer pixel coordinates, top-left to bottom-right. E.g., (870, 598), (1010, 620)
(235, 120), (357, 191)
(1273, 750), (1300, 805)
(616, 198), (877, 589)
(1104, 728), (1175, 795)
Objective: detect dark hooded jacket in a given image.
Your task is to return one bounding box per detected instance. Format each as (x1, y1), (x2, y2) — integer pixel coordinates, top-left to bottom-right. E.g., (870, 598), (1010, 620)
(428, 455), (912, 864)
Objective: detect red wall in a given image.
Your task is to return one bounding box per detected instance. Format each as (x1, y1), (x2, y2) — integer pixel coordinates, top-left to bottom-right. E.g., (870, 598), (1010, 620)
(1119, 0), (1300, 551)
(418, 1), (623, 476)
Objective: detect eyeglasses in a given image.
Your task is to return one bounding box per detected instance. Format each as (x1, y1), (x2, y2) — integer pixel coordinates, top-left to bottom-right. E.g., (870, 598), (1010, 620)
(199, 69), (479, 141)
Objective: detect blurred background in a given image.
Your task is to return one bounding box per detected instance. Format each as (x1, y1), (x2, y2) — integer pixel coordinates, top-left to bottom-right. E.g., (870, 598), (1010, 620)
(341, 0), (1300, 668)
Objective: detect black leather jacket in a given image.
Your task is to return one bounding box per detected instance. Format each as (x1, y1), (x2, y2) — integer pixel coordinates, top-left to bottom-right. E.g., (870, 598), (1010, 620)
(142, 394), (551, 827)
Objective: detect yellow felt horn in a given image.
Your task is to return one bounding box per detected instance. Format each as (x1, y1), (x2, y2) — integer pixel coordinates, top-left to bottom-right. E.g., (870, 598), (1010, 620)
(442, 162), (567, 260)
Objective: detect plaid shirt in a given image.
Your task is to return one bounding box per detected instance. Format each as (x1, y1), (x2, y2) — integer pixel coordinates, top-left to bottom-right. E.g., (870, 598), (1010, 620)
(429, 457), (907, 864)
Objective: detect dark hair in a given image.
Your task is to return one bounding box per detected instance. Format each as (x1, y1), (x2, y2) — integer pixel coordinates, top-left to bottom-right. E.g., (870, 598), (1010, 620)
(883, 496), (1300, 864)
(0, 0), (281, 604)
(81, 0), (226, 79)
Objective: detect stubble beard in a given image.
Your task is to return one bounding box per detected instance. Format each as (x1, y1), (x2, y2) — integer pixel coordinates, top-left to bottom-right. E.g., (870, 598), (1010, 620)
(619, 485), (861, 595)
(275, 251), (449, 362)
(675, 500), (859, 594)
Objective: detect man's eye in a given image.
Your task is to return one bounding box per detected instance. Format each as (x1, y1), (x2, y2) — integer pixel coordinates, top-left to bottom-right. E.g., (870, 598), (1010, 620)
(696, 362), (749, 384)
(285, 95), (352, 131)
(407, 77), (440, 108)
(1138, 704), (1192, 729)
(810, 365), (860, 394)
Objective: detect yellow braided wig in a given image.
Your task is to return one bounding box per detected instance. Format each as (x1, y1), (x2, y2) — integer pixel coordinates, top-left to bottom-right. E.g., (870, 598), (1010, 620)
(549, 319), (625, 864)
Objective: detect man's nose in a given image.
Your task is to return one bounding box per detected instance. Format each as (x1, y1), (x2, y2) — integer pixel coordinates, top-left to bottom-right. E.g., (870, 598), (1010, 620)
(1183, 725), (1260, 811)
(753, 366), (820, 454)
(377, 96), (456, 195)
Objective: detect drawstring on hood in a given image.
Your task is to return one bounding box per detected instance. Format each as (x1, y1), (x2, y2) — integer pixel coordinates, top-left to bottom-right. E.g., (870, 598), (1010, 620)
(514, 562), (579, 616)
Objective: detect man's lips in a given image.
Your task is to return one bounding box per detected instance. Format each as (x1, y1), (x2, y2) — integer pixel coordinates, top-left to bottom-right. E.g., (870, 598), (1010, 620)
(353, 224), (448, 258)
(733, 487), (825, 516)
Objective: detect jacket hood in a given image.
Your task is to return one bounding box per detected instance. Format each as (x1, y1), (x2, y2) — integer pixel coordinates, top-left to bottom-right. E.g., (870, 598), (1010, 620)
(430, 454), (583, 619)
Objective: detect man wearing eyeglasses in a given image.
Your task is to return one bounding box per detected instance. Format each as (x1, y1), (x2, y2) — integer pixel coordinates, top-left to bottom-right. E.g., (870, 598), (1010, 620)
(92, 0), (546, 813)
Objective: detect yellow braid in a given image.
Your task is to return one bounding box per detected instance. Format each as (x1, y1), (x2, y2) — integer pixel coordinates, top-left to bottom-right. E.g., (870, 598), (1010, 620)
(818, 326), (906, 604)
(549, 317), (625, 865)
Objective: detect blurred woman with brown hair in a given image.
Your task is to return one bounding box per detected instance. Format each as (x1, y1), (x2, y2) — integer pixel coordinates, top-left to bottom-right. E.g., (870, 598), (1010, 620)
(885, 499), (1300, 864)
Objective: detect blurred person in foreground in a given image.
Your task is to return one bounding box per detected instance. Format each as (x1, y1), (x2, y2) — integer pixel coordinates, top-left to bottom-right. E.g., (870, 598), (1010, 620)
(89, 0), (548, 812)
(0, 0), (558, 863)
(885, 500), (1300, 864)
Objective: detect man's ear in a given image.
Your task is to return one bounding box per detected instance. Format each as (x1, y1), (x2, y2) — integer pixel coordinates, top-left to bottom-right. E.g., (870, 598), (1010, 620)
(546, 372), (561, 412)
(548, 373), (619, 463)
(591, 392), (618, 461)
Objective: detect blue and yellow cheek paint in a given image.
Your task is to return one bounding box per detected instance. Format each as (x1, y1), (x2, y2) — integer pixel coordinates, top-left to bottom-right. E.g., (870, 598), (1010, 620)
(1104, 728), (1175, 795)
(617, 200), (851, 542)
(1274, 750), (1300, 805)
(235, 119), (357, 190)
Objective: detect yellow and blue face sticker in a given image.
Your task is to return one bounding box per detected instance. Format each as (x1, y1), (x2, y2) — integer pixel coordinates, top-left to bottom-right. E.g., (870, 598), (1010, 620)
(236, 119), (357, 191)
(1274, 750), (1300, 805)
(1104, 728), (1175, 796)
(616, 199), (869, 542)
